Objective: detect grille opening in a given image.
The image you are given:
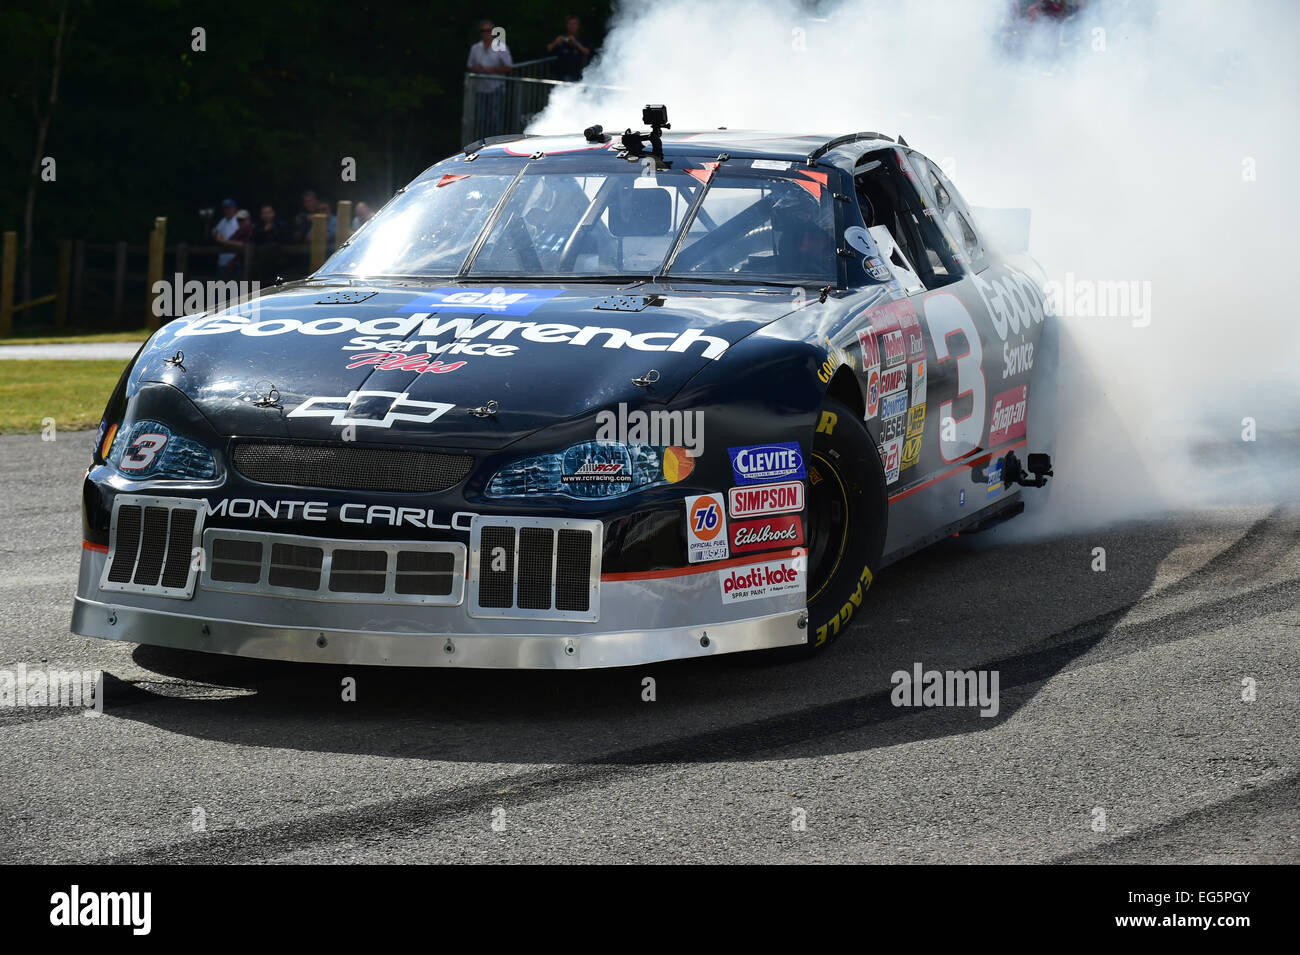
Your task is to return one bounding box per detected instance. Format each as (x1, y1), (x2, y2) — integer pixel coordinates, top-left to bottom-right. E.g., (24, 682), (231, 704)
(102, 497), (204, 598)
(469, 518), (600, 622)
(269, 543), (324, 590)
(132, 506), (171, 586)
(395, 551), (455, 596)
(107, 505), (143, 583)
(517, 527), (554, 610)
(233, 442), (473, 493)
(478, 527), (515, 609)
(161, 510), (199, 589)
(211, 539), (263, 583)
(556, 529), (593, 612)
(329, 549), (387, 594)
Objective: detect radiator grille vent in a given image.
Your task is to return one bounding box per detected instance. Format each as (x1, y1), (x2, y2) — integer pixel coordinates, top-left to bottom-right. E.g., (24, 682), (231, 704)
(101, 496), (204, 599)
(469, 517), (601, 622)
(232, 441), (473, 493)
(202, 530), (465, 606)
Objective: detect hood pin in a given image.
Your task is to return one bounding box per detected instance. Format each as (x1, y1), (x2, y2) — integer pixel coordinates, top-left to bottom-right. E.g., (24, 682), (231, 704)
(468, 400), (499, 418)
(252, 381), (282, 409)
(163, 350), (186, 371)
(632, 369), (660, 387)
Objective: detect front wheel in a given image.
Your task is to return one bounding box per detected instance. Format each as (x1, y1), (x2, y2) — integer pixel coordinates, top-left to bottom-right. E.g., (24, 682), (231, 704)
(799, 398), (888, 654)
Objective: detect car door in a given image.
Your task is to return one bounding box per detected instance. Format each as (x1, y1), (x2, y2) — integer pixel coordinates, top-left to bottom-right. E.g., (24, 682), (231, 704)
(845, 147), (1047, 563)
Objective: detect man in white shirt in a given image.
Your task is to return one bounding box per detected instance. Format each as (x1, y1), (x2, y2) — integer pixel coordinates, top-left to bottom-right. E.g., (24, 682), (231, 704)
(212, 199), (240, 275)
(467, 20), (513, 137)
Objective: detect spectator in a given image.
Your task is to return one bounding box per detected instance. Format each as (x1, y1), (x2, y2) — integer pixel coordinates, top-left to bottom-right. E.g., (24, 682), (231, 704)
(232, 209), (254, 243)
(311, 199), (339, 249)
(547, 14), (590, 82)
(467, 19), (513, 137)
(294, 189), (320, 242)
(352, 201), (376, 231)
(252, 204), (287, 284)
(212, 198), (241, 277)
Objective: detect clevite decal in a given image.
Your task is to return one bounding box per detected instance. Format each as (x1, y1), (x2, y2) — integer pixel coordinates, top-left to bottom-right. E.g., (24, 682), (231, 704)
(728, 443), (806, 485)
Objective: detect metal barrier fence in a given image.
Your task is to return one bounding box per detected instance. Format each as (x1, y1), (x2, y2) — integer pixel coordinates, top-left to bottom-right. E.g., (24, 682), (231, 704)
(461, 57), (566, 144)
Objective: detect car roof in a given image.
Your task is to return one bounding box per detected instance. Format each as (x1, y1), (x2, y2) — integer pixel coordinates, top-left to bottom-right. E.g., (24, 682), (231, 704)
(468, 130), (902, 164)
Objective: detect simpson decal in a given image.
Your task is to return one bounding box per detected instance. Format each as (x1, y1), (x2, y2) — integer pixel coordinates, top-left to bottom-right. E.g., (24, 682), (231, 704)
(728, 481), (805, 519)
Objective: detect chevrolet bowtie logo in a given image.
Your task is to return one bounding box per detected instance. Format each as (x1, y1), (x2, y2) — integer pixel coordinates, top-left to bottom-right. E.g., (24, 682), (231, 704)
(287, 390), (454, 429)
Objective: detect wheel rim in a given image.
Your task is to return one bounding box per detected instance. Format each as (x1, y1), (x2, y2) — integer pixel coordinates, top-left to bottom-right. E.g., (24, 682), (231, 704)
(805, 451), (850, 605)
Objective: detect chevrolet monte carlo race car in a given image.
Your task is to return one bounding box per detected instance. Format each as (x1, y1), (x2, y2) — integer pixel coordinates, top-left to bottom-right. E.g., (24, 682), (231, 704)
(72, 111), (1056, 668)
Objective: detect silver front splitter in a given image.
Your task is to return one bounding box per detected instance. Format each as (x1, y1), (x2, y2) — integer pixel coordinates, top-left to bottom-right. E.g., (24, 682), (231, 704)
(71, 596), (807, 669)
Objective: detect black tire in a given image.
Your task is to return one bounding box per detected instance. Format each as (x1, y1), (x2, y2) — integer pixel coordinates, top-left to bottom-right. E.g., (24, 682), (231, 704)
(797, 397), (888, 655)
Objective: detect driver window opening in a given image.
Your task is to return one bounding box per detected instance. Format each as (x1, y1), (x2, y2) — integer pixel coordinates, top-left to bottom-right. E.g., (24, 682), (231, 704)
(853, 151), (961, 290)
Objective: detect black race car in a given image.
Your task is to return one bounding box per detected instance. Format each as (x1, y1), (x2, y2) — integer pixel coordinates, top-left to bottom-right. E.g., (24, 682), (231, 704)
(72, 109), (1055, 668)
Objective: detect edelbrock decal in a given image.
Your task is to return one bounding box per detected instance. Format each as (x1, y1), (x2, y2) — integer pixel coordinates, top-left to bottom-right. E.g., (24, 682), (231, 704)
(728, 443), (806, 485)
(730, 516), (803, 554)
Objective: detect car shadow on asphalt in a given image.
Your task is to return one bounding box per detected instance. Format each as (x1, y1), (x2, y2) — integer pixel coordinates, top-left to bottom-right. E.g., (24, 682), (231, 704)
(101, 519), (1206, 766)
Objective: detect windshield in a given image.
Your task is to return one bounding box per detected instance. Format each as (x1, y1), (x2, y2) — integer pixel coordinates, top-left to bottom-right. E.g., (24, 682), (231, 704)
(319, 157), (837, 284)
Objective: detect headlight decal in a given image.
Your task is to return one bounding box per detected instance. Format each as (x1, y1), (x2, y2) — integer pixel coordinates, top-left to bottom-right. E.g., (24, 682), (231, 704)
(487, 440), (694, 500)
(108, 420), (217, 481)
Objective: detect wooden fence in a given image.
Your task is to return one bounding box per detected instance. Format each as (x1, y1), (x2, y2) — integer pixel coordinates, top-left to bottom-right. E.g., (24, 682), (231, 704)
(1, 201), (354, 335)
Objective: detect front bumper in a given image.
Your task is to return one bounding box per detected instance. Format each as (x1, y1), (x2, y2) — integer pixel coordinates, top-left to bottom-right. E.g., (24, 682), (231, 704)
(71, 594), (805, 669)
(73, 524), (809, 668)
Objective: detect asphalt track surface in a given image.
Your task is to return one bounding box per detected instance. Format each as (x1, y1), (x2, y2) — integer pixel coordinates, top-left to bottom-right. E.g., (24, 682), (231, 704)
(1, 432), (1296, 864)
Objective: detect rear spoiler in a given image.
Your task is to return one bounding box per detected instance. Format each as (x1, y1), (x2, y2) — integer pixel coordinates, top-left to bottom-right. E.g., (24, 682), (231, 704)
(972, 206), (1032, 254)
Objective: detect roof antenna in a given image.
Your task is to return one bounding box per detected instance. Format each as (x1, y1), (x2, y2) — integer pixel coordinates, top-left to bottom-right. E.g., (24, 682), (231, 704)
(897, 134), (909, 146)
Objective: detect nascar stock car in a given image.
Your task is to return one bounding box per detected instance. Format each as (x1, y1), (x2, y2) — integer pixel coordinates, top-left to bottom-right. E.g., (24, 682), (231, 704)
(71, 106), (1056, 668)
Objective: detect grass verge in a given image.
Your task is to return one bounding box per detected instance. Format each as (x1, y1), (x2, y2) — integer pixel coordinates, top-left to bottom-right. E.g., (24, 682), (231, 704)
(0, 328), (150, 346)
(0, 360), (126, 433)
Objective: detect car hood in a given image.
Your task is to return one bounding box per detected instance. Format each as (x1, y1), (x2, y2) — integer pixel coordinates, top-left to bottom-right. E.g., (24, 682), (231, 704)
(140, 281), (802, 448)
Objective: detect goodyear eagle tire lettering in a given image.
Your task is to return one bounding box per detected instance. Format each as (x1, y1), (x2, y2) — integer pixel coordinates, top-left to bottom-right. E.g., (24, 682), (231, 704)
(797, 397), (888, 658)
